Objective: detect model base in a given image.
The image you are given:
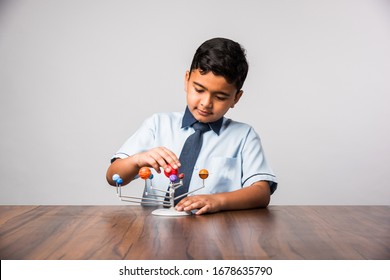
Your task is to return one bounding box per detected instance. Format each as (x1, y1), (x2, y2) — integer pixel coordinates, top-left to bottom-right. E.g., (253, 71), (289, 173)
(152, 208), (191, 216)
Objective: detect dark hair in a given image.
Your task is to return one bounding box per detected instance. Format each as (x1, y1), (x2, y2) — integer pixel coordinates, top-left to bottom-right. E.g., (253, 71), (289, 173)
(189, 37), (249, 91)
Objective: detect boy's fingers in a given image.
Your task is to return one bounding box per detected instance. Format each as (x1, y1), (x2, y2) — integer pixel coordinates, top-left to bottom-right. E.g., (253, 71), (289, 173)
(155, 147), (181, 169)
(184, 201), (204, 211)
(175, 198), (188, 211)
(137, 147), (181, 174)
(194, 206), (209, 215)
(148, 152), (169, 172)
(178, 199), (209, 215)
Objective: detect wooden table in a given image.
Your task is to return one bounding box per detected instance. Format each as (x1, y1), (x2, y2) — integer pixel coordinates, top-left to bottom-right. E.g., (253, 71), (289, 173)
(0, 206), (389, 260)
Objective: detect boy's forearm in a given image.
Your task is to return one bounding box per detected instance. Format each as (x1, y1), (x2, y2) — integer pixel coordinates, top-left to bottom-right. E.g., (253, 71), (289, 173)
(175, 181), (271, 214)
(106, 157), (139, 186)
(217, 181), (271, 211)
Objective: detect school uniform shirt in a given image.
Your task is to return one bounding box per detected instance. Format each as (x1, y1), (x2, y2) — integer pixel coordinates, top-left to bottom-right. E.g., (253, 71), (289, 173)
(112, 107), (277, 201)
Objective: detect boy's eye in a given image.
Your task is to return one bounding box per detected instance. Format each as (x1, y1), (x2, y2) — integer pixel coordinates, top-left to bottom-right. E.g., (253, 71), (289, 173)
(194, 87), (204, 93)
(216, 95), (228, 101)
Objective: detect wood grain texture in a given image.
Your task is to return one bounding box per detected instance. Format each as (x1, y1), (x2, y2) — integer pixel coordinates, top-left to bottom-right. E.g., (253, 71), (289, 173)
(0, 206), (389, 260)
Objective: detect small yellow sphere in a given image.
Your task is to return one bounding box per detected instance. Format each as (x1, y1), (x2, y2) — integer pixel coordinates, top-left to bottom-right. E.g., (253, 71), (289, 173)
(199, 169), (209, 179)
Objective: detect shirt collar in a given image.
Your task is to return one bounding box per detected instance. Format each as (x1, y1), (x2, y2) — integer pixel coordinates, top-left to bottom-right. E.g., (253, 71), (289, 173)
(181, 106), (223, 135)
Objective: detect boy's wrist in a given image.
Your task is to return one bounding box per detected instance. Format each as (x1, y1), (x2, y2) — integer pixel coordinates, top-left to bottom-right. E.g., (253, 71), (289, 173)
(131, 153), (142, 169)
(214, 193), (227, 211)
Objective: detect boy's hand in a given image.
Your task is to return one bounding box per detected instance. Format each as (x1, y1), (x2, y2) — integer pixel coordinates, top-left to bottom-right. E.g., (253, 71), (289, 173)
(175, 194), (223, 215)
(134, 147), (181, 173)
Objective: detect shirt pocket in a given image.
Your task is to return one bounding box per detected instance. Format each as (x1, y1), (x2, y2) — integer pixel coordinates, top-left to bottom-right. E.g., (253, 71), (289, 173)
(195, 156), (242, 193)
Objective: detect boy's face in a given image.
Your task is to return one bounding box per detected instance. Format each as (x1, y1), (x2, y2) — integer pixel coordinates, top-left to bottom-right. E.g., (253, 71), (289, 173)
(185, 69), (243, 123)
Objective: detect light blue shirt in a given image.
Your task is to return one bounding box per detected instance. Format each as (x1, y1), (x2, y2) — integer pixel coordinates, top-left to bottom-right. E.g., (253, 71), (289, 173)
(112, 109), (277, 200)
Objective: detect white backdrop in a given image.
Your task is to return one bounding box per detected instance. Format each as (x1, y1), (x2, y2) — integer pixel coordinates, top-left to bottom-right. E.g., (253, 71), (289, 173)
(1, 0), (389, 205)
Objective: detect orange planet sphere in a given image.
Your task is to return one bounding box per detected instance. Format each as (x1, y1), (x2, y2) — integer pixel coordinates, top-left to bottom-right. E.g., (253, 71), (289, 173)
(139, 167), (151, 180)
(199, 169), (209, 179)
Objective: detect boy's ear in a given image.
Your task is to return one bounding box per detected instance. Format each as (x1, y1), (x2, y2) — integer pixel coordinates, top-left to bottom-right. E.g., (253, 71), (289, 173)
(231, 90), (243, 108)
(184, 71), (190, 90)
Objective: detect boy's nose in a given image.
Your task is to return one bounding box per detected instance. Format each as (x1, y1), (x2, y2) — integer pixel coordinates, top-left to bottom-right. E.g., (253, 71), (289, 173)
(200, 94), (212, 108)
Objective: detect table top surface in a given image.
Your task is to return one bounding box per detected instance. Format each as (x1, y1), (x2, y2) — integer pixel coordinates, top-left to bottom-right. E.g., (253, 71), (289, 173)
(0, 205), (389, 260)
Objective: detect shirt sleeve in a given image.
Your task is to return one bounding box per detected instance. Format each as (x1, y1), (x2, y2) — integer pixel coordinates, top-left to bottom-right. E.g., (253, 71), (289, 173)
(241, 127), (278, 194)
(111, 114), (157, 161)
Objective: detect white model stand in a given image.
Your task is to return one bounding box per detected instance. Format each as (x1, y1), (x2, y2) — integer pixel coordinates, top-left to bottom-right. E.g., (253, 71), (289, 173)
(112, 167), (208, 216)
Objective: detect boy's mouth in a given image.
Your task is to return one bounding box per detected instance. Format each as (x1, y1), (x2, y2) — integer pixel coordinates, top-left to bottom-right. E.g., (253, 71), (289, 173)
(197, 109), (212, 117)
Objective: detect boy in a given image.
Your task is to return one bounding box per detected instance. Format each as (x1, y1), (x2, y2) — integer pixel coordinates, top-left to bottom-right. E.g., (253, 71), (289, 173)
(106, 37), (277, 215)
